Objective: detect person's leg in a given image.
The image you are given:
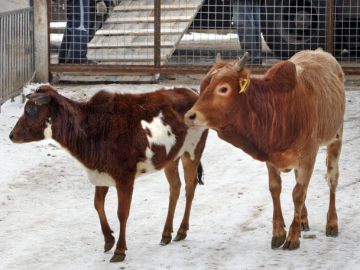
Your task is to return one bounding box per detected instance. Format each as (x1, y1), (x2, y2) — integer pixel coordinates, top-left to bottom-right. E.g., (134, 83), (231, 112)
(232, 0), (262, 64)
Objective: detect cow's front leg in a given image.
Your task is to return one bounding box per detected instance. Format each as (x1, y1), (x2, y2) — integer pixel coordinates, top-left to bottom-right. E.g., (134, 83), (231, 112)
(94, 186), (115, 252)
(110, 179), (134, 263)
(266, 163), (286, 248)
(283, 154), (316, 250)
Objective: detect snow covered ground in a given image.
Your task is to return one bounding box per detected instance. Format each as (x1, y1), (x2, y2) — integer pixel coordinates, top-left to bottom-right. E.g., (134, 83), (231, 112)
(0, 83), (359, 270)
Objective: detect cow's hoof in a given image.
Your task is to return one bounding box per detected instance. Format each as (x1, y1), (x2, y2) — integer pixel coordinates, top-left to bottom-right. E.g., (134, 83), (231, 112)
(104, 237), (115, 252)
(173, 233), (187, 242)
(301, 222), (310, 231)
(326, 226), (338, 237)
(271, 234), (286, 249)
(282, 239), (300, 250)
(110, 253), (126, 263)
(160, 235), (172, 246)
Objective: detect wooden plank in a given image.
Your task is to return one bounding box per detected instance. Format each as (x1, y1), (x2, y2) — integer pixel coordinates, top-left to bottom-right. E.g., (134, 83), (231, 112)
(56, 73), (156, 83)
(95, 29), (183, 36)
(87, 0), (205, 66)
(113, 4), (199, 12)
(106, 15), (192, 24)
(88, 42), (174, 49)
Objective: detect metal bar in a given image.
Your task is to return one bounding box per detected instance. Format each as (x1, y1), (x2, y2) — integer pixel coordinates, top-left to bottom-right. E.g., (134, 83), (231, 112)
(154, 0), (161, 67)
(50, 64), (211, 74)
(49, 64), (360, 76)
(47, 0), (52, 78)
(326, 0), (334, 54)
(0, 7), (32, 16)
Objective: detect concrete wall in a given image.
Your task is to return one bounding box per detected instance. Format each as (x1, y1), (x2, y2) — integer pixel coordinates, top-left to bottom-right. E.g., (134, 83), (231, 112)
(0, 0), (30, 13)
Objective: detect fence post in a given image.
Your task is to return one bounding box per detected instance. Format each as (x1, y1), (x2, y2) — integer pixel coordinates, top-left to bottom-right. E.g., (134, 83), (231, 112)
(326, 0), (334, 54)
(33, 0), (49, 82)
(154, 0), (161, 67)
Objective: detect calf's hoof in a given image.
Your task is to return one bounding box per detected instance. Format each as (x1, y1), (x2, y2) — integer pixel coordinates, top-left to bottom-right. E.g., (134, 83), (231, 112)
(301, 222), (310, 231)
(271, 234), (286, 249)
(326, 226), (338, 237)
(160, 235), (172, 246)
(173, 232), (187, 242)
(110, 253), (126, 263)
(282, 239), (300, 250)
(104, 237), (115, 252)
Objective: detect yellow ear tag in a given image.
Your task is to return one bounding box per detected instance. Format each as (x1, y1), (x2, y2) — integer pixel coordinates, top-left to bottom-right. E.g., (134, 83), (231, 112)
(239, 77), (250, 93)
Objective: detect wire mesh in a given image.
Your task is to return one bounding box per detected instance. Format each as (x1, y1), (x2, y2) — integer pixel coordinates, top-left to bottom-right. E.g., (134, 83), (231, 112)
(49, 0), (360, 68)
(334, 0), (360, 64)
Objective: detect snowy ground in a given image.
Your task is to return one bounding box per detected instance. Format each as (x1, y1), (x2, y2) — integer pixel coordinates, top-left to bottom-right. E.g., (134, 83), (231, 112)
(0, 83), (359, 270)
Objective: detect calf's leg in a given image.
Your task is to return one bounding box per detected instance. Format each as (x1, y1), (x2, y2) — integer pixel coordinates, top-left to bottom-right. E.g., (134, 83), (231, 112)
(160, 159), (181, 245)
(295, 169), (310, 231)
(174, 153), (200, 241)
(94, 186), (115, 252)
(267, 163), (286, 248)
(283, 151), (317, 250)
(326, 132), (342, 237)
(110, 179), (134, 263)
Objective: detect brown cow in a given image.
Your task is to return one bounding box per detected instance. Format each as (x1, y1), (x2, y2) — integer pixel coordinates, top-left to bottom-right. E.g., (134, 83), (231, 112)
(185, 49), (345, 250)
(9, 85), (208, 262)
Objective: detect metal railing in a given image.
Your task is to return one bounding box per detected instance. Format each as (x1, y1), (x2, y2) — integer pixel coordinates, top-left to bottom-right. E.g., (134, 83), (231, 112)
(0, 7), (35, 107)
(48, 0), (360, 76)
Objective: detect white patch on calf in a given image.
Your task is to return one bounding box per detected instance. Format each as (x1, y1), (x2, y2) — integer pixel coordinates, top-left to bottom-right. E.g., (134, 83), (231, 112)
(43, 123), (53, 139)
(136, 112), (176, 176)
(86, 169), (116, 187)
(135, 148), (157, 177)
(140, 112), (176, 155)
(177, 127), (206, 160)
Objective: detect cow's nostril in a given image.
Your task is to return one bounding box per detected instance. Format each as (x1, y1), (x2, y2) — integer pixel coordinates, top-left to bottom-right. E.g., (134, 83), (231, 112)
(189, 112), (197, 120)
(9, 132), (14, 141)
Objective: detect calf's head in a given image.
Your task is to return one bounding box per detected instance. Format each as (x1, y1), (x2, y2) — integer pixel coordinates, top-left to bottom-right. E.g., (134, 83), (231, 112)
(9, 86), (55, 143)
(185, 53), (250, 130)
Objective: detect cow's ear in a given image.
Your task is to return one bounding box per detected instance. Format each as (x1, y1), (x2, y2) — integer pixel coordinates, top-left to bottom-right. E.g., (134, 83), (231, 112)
(27, 93), (52, 105)
(266, 60), (297, 92)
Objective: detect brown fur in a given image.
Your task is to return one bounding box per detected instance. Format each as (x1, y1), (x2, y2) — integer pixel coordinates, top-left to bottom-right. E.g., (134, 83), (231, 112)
(10, 85), (208, 262)
(186, 49), (345, 250)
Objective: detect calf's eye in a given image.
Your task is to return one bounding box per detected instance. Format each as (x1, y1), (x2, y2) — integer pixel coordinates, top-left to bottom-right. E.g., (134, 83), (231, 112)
(25, 105), (38, 116)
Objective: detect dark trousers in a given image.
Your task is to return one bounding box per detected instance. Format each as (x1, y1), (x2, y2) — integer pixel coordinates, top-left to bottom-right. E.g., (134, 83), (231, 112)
(58, 0), (96, 63)
(232, 0), (262, 63)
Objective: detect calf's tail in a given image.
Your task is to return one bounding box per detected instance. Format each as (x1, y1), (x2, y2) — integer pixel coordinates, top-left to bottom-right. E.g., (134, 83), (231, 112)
(197, 162), (204, 185)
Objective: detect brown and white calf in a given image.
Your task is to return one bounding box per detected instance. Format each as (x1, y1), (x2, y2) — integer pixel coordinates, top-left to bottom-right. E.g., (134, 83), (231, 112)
(185, 50), (345, 250)
(9, 85), (208, 262)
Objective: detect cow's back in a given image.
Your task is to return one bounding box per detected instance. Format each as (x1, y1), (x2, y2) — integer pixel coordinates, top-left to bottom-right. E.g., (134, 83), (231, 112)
(290, 50), (345, 143)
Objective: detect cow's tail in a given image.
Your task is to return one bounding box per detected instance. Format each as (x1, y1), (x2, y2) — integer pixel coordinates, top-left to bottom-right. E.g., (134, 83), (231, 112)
(196, 162), (204, 185)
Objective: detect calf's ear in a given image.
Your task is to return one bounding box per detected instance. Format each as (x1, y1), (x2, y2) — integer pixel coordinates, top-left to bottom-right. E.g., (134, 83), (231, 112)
(266, 60), (297, 92)
(27, 93), (51, 105)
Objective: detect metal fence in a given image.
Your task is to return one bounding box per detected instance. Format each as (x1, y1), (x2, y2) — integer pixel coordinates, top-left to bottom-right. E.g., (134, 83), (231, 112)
(49, 0), (360, 76)
(0, 7), (35, 106)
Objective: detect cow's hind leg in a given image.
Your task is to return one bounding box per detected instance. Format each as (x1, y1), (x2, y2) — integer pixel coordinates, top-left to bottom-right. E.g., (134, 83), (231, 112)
(160, 159), (181, 245)
(267, 163), (286, 248)
(94, 186), (115, 252)
(174, 153), (201, 241)
(326, 131), (342, 237)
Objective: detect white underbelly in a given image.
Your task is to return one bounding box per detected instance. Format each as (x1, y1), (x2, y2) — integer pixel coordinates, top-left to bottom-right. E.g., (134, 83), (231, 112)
(177, 127), (206, 160)
(86, 169), (116, 187)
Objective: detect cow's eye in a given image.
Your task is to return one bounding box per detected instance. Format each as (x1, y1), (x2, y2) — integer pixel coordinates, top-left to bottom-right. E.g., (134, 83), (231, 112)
(25, 105), (38, 116)
(218, 87), (228, 94)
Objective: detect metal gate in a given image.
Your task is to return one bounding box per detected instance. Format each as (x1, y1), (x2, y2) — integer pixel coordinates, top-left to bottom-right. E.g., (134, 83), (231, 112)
(0, 7), (35, 106)
(48, 0), (360, 77)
